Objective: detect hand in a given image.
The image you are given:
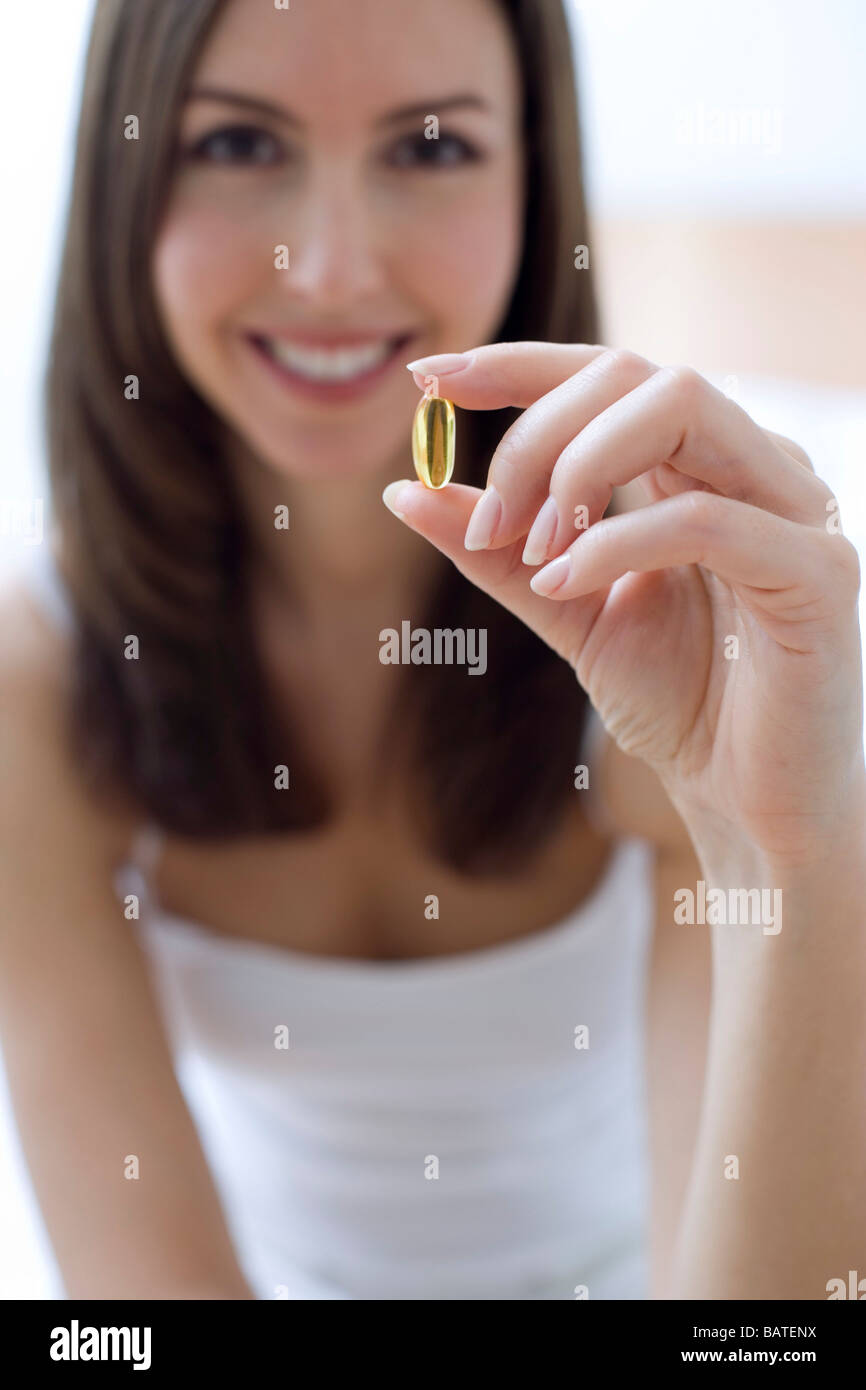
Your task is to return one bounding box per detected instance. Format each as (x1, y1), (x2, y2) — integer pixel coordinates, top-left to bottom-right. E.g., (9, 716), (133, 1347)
(383, 343), (866, 866)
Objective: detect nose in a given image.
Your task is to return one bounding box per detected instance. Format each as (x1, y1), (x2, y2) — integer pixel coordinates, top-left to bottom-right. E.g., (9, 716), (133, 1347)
(277, 167), (388, 306)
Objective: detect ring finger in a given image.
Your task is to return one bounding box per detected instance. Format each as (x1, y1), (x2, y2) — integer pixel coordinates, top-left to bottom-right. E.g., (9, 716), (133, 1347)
(520, 365), (833, 566)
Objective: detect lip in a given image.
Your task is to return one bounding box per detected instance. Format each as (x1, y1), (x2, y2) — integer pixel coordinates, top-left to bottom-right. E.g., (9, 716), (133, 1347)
(243, 329), (417, 402)
(248, 327), (415, 347)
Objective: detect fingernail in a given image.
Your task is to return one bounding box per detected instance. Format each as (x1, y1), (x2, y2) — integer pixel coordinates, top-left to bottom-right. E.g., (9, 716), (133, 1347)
(382, 480), (415, 520)
(522, 495), (560, 566)
(405, 351), (475, 376)
(530, 552), (571, 596)
(464, 486), (502, 551)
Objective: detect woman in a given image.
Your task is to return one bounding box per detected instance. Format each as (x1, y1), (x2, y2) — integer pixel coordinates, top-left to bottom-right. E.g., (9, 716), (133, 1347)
(1, 0), (864, 1302)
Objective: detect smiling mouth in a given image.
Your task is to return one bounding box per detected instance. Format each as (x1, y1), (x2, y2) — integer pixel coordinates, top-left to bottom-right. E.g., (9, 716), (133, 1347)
(248, 332), (414, 385)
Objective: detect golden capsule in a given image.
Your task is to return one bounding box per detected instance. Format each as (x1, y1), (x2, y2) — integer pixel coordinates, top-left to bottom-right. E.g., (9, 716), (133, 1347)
(411, 394), (455, 489)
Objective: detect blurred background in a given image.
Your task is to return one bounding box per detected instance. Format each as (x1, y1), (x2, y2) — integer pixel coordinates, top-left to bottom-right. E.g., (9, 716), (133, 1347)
(1, 0), (864, 1297)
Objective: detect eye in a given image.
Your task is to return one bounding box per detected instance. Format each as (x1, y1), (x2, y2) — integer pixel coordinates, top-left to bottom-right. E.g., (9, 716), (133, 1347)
(385, 131), (482, 170)
(186, 124), (285, 166)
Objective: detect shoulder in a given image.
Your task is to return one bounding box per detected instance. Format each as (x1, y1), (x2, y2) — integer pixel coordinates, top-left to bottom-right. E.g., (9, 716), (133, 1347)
(0, 569), (134, 869)
(0, 569), (70, 725)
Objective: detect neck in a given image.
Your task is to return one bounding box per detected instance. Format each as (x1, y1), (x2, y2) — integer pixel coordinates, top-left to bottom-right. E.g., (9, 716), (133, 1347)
(224, 434), (442, 637)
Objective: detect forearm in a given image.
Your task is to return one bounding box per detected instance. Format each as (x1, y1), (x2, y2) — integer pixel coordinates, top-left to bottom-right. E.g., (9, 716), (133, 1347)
(62, 1275), (257, 1300)
(667, 783), (866, 1300)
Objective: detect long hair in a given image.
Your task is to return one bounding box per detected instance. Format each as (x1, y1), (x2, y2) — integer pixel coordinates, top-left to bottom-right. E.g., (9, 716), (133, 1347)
(45, 0), (600, 873)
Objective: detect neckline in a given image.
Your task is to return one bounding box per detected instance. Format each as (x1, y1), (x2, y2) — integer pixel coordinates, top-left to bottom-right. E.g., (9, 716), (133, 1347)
(25, 543), (647, 979)
(132, 836), (644, 984)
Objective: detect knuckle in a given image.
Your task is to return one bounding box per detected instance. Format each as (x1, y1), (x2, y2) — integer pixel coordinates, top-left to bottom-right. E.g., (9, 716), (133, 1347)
(596, 346), (654, 385)
(813, 476), (837, 509)
(659, 363), (707, 408)
(679, 487), (720, 531)
(480, 340), (534, 384)
(549, 441), (582, 490)
(827, 535), (862, 592)
(489, 421), (531, 485)
(775, 432), (816, 472)
(496, 340), (534, 361)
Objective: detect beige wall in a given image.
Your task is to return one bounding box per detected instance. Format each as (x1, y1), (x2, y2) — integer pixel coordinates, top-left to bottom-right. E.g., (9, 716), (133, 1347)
(592, 219), (866, 390)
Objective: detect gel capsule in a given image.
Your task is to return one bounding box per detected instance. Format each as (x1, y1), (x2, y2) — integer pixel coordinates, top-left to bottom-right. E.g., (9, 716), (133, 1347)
(412, 394), (455, 489)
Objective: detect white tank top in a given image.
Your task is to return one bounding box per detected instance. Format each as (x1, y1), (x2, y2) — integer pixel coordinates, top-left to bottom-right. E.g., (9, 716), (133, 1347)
(21, 542), (656, 1301)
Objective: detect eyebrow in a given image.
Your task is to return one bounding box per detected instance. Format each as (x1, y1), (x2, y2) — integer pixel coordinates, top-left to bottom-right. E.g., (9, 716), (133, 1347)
(184, 87), (491, 129)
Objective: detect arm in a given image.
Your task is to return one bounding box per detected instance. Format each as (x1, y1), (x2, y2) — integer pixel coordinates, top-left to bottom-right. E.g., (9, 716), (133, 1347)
(385, 339), (866, 1302)
(607, 728), (866, 1300)
(666, 789), (866, 1300)
(0, 587), (255, 1300)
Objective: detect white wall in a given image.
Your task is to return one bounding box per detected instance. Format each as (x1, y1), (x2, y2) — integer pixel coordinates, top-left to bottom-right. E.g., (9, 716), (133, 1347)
(572, 0), (866, 217)
(0, 0), (95, 572)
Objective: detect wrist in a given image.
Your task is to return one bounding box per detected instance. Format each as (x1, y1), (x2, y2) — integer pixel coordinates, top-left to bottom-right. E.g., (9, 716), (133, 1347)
(661, 764), (866, 886)
(657, 769), (866, 958)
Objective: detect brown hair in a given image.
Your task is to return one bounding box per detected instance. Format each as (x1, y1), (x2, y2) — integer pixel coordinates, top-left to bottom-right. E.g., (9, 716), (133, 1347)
(45, 0), (600, 873)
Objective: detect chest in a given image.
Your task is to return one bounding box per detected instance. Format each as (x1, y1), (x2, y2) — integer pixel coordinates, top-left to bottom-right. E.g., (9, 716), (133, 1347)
(145, 795), (617, 963)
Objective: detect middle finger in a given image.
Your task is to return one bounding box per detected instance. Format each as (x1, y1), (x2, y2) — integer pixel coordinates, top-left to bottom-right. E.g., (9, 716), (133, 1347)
(464, 348), (657, 551)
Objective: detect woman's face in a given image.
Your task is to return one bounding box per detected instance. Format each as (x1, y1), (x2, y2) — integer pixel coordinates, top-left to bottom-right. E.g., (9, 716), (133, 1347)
(153, 0), (525, 483)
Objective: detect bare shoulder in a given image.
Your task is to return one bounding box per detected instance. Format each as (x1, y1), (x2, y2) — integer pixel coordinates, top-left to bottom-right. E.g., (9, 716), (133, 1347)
(0, 571), (133, 881)
(0, 569), (66, 682)
(0, 571), (71, 768)
(0, 573), (254, 1297)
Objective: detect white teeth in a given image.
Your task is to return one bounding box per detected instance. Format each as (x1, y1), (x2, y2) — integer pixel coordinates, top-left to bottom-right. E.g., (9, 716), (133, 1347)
(262, 337), (393, 381)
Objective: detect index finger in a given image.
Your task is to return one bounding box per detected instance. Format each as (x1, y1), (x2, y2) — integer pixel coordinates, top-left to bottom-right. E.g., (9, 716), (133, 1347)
(406, 341), (609, 410)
